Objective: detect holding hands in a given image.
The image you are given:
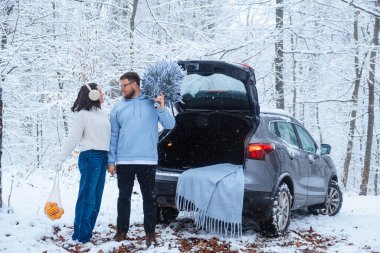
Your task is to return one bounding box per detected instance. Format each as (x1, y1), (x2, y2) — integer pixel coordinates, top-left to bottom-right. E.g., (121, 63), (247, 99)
(108, 164), (116, 176)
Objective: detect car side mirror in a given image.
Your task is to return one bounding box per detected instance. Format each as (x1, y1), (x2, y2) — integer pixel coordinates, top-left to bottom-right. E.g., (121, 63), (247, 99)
(320, 144), (331, 155)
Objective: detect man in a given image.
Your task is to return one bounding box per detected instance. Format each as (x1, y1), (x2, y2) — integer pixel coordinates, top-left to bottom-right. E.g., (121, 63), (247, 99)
(107, 71), (175, 247)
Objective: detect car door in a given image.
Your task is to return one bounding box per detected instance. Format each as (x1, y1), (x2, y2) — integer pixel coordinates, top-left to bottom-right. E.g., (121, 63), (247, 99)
(293, 124), (327, 206)
(275, 121), (308, 208)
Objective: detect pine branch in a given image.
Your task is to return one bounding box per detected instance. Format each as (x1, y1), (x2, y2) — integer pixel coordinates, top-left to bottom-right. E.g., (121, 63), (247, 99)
(141, 61), (185, 107)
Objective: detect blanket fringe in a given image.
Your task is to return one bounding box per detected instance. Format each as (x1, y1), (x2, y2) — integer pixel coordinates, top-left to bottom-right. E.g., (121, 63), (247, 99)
(176, 195), (242, 238)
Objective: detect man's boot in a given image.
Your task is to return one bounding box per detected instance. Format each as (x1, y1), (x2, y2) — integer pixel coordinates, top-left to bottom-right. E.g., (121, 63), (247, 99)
(113, 229), (127, 242)
(145, 232), (157, 247)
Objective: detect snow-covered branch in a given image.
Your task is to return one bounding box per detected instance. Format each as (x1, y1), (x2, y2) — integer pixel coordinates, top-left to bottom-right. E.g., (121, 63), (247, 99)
(339, 0), (380, 17)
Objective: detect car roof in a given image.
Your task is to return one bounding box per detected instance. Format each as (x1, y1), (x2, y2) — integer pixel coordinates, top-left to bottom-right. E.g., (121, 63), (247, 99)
(260, 108), (292, 117)
(259, 108), (302, 124)
(178, 60), (255, 73)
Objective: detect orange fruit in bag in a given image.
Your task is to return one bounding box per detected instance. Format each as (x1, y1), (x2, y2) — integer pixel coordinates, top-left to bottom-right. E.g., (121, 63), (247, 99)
(44, 201), (64, 220)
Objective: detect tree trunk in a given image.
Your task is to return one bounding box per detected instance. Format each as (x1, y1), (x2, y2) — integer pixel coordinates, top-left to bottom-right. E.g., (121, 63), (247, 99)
(0, 85), (3, 208)
(275, 0), (284, 109)
(316, 104), (323, 144)
(375, 168), (379, 196)
(359, 9), (379, 195)
(129, 0), (138, 70)
(289, 15), (297, 117)
(342, 11), (364, 188)
(0, 33), (3, 210)
(375, 135), (379, 195)
(0, 1), (15, 208)
(36, 114), (42, 167)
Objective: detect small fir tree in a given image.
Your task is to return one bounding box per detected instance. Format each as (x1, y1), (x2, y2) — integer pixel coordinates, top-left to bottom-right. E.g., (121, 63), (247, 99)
(141, 61), (185, 107)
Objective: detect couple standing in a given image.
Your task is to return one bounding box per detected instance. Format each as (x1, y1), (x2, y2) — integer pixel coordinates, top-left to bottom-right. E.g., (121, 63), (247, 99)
(55, 72), (175, 247)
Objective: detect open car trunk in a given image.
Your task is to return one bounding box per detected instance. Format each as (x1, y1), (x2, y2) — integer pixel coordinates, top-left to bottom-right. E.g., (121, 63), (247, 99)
(158, 61), (260, 170)
(158, 111), (254, 169)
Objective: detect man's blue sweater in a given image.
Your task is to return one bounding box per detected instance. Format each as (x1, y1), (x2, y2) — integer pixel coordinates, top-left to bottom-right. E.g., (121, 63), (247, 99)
(108, 93), (175, 165)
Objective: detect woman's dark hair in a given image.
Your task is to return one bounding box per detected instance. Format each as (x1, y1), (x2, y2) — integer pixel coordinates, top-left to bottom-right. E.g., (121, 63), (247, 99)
(71, 83), (101, 112)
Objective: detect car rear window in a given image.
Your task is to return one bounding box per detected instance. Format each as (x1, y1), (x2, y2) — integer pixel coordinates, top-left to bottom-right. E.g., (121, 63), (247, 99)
(180, 73), (249, 110)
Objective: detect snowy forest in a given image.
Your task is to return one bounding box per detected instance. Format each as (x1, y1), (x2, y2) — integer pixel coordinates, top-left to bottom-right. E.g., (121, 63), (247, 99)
(1, 0), (380, 216)
(1, 0), (380, 252)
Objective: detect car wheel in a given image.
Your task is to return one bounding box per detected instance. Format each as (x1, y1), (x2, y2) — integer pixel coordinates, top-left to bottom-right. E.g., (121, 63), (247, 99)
(260, 183), (292, 237)
(156, 207), (179, 224)
(319, 181), (343, 216)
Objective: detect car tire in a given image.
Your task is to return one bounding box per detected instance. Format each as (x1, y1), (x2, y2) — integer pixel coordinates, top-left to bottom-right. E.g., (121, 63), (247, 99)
(260, 183), (292, 237)
(156, 207), (179, 224)
(319, 181), (343, 216)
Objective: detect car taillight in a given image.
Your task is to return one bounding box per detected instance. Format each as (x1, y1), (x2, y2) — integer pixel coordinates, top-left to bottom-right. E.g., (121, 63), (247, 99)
(247, 143), (275, 160)
(238, 63), (254, 69)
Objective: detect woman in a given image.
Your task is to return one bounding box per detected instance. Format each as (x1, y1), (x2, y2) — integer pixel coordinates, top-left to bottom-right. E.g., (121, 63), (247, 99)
(54, 83), (111, 243)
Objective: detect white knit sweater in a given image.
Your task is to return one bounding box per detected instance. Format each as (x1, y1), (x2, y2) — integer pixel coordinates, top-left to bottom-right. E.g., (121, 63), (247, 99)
(57, 109), (111, 162)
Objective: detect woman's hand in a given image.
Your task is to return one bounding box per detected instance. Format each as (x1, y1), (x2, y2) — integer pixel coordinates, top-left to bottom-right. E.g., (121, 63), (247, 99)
(107, 164), (116, 176)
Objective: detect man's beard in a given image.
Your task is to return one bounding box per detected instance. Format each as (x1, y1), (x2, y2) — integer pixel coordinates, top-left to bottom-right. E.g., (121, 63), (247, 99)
(123, 89), (136, 99)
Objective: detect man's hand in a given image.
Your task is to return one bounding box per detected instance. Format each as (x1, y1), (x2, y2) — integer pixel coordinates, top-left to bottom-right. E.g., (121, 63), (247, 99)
(155, 93), (165, 110)
(108, 164), (116, 176)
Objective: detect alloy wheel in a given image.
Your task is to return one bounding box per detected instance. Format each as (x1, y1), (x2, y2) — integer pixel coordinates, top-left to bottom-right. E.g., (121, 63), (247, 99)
(275, 190), (290, 231)
(320, 185), (341, 215)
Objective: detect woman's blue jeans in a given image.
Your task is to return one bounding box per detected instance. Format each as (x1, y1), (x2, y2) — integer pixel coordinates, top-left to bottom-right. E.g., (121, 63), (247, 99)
(72, 150), (108, 243)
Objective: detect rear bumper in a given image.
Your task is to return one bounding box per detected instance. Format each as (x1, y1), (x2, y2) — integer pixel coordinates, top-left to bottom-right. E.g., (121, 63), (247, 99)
(155, 179), (177, 208)
(155, 169), (180, 208)
(155, 172), (273, 222)
(242, 190), (273, 222)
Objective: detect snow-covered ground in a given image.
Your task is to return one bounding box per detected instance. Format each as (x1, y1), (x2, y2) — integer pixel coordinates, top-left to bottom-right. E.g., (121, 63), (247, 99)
(1, 167), (379, 253)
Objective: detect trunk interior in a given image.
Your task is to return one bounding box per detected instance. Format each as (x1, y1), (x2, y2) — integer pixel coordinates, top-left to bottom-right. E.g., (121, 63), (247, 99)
(158, 111), (254, 169)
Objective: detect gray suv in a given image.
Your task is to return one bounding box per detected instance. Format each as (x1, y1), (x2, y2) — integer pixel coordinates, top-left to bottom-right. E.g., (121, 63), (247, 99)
(155, 61), (343, 236)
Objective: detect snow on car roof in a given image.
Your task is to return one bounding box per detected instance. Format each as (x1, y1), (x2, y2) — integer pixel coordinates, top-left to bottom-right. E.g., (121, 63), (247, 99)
(260, 108), (292, 117)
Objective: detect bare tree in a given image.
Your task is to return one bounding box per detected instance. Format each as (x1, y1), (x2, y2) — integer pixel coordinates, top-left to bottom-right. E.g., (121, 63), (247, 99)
(0, 84), (3, 208)
(289, 15), (297, 117)
(342, 11), (367, 188)
(275, 0), (284, 109)
(0, 0), (16, 208)
(130, 0), (138, 69)
(375, 136), (379, 195)
(360, 2), (379, 195)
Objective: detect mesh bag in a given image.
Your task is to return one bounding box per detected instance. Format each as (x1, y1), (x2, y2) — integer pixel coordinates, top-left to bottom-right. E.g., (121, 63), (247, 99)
(44, 171), (64, 220)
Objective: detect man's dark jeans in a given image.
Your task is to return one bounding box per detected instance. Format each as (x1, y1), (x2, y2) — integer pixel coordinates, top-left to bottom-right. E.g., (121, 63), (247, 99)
(116, 164), (156, 234)
(73, 150), (108, 243)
